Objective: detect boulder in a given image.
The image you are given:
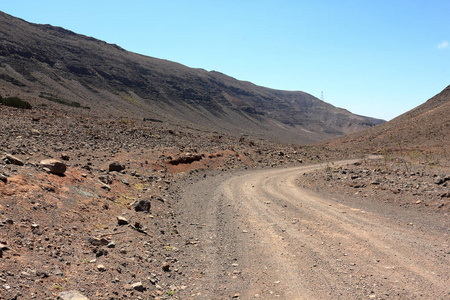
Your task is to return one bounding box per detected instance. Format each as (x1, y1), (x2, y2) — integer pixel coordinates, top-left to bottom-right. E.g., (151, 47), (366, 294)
(109, 162), (125, 172)
(97, 264), (107, 272)
(162, 262), (170, 272)
(40, 159), (66, 175)
(88, 237), (109, 246)
(57, 291), (89, 300)
(134, 199), (151, 212)
(131, 281), (145, 292)
(117, 216), (129, 225)
(2, 154), (24, 166)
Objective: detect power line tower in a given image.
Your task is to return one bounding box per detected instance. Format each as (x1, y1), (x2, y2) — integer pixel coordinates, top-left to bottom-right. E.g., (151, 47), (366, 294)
(321, 91), (324, 101)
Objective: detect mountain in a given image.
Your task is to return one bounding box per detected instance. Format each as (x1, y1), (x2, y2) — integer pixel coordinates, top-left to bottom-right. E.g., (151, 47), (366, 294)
(0, 11), (384, 144)
(322, 84), (450, 154)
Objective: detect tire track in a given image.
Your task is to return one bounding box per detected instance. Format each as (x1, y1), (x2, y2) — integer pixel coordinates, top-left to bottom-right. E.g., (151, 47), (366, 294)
(178, 160), (449, 299)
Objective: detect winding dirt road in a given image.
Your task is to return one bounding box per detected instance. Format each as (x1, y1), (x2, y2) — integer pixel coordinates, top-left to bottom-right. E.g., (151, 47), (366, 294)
(177, 160), (449, 299)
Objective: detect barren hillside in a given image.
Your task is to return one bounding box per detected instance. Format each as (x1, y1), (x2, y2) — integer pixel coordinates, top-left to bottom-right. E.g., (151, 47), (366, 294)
(322, 84), (450, 155)
(0, 11), (383, 145)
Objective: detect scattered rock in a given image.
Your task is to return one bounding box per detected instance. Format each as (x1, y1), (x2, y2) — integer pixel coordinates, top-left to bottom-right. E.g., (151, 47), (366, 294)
(109, 162), (125, 172)
(58, 291), (90, 300)
(88, 237), (109, 246)
(0, 174), (7, 183)
(98, 175), (113, 185)
(97, 264), (107, 272)
(117, 216), (129, 225)
(2, 154), (24, 166)
(61, 153), (70, 161)
(0, 243), (9, 251)
(162, 262), (170, 272)
(40, 159), (67, 175)
(36, 269), (49, 278)
(134, 199), (151, 212)
(99, 182), (111, 191)
(31, 129), (40, 135)
(95, 249), (108, 257)
(169, 154), (204, 165)
(434, 176), (444, 185)
(131, 281), (145, 292)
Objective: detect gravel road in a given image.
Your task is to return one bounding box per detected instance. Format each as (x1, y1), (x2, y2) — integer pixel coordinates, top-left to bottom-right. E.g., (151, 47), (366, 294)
(177, 160), (449, 299)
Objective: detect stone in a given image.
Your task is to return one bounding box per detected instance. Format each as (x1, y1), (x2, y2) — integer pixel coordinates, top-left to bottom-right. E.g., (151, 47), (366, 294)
(58, 291), (90, 300)
(61, 153), (70, 161)
(434, 176), (444, 185)
(98, 175), (113, 185)
(134, 199), (151, 212)
(2, 154), (24, 166)
(109, 162), (125, 172)
(97, 264), (106, 272)
(117, 216), (129, 225)
(40, 159), (67, 175)
(99, 182), (111, 191)
(36, 269), (49, 278)
(88, 237), (109, 246)
(95, 249), (108, 257)
(131, 281), (145, 292)
(0, 174), (7, 183)
(162, 262), (170, 272)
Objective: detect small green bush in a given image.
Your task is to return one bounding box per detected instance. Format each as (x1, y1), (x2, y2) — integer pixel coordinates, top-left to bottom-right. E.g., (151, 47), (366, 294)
(0, 96), (32, 109)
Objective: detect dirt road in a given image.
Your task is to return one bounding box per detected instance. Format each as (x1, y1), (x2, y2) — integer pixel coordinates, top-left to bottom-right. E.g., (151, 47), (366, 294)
(177, 160), (449, 299)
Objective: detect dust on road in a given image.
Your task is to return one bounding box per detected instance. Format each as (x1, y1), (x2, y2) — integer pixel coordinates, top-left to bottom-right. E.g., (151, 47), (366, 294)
(177, 160), (449, 299)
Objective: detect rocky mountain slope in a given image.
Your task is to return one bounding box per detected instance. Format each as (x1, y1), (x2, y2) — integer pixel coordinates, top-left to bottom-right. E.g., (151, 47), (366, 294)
(0, 11), (383, 144)
(322, 84), (450, 156)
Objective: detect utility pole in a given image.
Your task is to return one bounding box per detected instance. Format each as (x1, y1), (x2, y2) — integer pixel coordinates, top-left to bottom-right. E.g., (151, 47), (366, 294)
(321, 91), (324, 101)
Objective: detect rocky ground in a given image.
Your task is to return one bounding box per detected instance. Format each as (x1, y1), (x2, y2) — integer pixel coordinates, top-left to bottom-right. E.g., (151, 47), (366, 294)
(298, 157), (450, 212)
(1, 103), (449, 299)
(0, 103), (323, 300)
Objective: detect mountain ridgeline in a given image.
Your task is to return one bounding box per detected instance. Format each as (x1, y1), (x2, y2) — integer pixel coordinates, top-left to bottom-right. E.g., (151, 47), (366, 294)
(0, 11), (384, 144)
(322, 84), (450, 155)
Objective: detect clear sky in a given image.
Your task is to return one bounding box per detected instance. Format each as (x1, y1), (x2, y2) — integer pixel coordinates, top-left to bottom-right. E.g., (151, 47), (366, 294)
(1, 0), (449, 120)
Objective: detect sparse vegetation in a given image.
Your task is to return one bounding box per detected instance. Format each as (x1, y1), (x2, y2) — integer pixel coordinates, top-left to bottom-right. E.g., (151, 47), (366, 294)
(0, 95), (32, 109)
(38, 94), (90, 109)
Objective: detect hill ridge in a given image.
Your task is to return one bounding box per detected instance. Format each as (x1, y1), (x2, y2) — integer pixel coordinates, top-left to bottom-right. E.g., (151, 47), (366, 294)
(0, 10), (384, 144)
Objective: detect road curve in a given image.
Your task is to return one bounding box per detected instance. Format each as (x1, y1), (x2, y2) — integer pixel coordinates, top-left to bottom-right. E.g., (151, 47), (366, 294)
(177, 160), (449, 299)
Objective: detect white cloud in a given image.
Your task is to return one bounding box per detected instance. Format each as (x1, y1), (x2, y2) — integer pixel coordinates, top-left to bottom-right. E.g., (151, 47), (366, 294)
(437, 40), (449, 49)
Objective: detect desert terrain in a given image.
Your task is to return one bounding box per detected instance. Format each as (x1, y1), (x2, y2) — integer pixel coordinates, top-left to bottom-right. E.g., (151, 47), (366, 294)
(1, 97), (448, 299)
(1, 10), (449, 300)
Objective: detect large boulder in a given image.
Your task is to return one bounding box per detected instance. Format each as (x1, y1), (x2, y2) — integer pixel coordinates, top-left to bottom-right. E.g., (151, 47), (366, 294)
(109, 162), (125, 172)
(40, 159), (67, 175)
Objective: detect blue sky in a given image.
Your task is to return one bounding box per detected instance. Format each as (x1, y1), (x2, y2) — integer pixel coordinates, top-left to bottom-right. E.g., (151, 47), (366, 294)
(1, 0), (449, 120)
